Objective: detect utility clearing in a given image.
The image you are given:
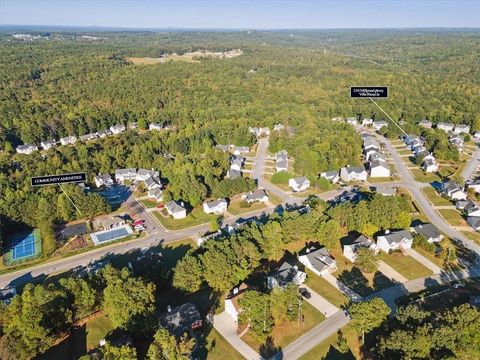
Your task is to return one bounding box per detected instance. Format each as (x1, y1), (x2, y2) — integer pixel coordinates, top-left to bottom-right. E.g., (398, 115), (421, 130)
(128, 49), (243, 64)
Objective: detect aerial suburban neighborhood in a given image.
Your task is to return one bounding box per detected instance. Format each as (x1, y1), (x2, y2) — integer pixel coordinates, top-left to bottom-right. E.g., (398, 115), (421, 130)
(0, 3), (479, 360)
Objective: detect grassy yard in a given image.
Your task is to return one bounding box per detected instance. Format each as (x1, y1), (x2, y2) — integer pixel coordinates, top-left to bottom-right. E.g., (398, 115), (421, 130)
(438, 209), (467, 227)
(421, 187), (451, 206)
(139, 198), (160, 208)
(152, 207), (216, 230)
(410, 169), (442, 183)
(378, 252), (433, 280)
(243, 302), (325, 353)
(299, 325), (360, 360)
(306, 270), (348, 308)
(202, 329), (244, 360)
(367, 176), (397, 183)
(228, 198), (267, 215)
(268, 193), (283, 206)
(462, 231), (480, 244)
(86, 314), (113, 350)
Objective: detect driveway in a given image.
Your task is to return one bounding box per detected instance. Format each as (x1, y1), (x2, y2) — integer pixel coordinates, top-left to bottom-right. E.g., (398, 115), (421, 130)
(302, 285), (339, 317)
(322, 273), (362, 302)
(461, 145), (480, 180)
(405, 248), (442, 274)
(378, 261), (408, 283)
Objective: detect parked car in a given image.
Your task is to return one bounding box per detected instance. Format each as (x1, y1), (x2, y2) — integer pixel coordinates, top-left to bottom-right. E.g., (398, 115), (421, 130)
(299, 287), (311, 299)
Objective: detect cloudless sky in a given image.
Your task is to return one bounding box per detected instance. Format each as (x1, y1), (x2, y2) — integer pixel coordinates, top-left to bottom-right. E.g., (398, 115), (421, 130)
(1, 0), (479, 29)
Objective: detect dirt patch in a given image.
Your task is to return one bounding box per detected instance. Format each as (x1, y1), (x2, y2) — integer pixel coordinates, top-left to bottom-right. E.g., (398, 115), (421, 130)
(128, 49), (242, 65)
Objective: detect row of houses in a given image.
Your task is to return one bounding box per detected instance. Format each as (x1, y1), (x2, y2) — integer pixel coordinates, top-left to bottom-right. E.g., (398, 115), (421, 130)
(402, 134), (439, 173)
(338, 116), (389, 131)
(419, 120), (471, 135)
(215, 144), (250, 156)
(362, 134), (391, 177)
(15, 122), (169, 155)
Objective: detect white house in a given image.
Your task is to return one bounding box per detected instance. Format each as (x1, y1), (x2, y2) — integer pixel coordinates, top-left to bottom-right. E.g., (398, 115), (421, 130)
(340, 165), (368, 182)
(16, 144), (38, 154)
(374, 186), (397, 196)
(94, 173), (114, 188)
(343, 235), (379, 262)
(243, 189), (269, 203)
(40, 140), (56, 150)
(230, 157), (243, 171)
(376, 230), (413, 253)
(372, 120), (388, 131)
(144, 176), (162, 191)
(216, 144), (232, 152)
(97, 129), (111, 138)
(437, 122), (454, 133)
(289, 176), (310, 192)
(418, 119), (432, 128)
(233, 146), (250, 155)
(267, 261), (306, 289)
(320, 170), (340, 183)
(275, 150), (288, 172)
(454, 124), (470, 134)
(298, 245), (337, 276)
(110, 124), (126, 134)
(467, 180), (480, 194)
(136, 169), (159, 182)
(442, 180), (467, 200)
(346, 117), (358, 125)
(148, 188), (163, 202)
(422, 157), (438, 173)
(273, 123), (285, 132)
(249, 127), (270, 138)
(225, 283), (249, 322)
(362, 118), (373, 126)
(369, 159), (390, 177)
(149, 123), (163, 131)
(449, 135), (464, 152)
(474, 131), (480, 140)
(165, 200), (187, 219)
(115, 168), (137, 182)
(203, 198), (228, 215)
(79, 133), (97, 142)
(59, 136), (77, 146)
(412, 223), (443, 243)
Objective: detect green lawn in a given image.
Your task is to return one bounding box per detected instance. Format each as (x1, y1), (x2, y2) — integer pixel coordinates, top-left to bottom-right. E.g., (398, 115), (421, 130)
(152, 207), (216, 230)
(306, 270), (348, 308)
(421, 187), (451, 206)
(410, 169), (442, 183)
(139, 198), (160, 208)
(367, 176), (397, 183)
(203, 329), (244, 360)
(438, 209), (467, 227)
(299, 325), (359, 360)
(243, 301), (325, 352)
(378, 252), (433, 280)
(268, 193), (283, 206)
(86, 314), (113, 350)
(228, 198), (267, 215)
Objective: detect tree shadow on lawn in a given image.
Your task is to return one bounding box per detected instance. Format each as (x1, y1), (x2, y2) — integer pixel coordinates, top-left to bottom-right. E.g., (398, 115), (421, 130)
(337, 267), (373, 297)
(323, 345), (356, 360)
(259, 336), (282, 359)
(372, 271), (396, 292)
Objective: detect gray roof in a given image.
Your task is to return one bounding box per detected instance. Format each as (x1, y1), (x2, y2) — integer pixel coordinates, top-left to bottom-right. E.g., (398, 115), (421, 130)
(276, 158), (288, 169)
(369, 152), (386, 162)
(374, 186), (396, 196)
(158, 302), (201, 337)
(17, 144), (36, 150)
(205, 198), (227, 208)
(115, 168), (137, 176)
(291, 176), (309, 186)
(370, 159), (389, 170)
(276, 150), (288, 160)
(442, 180), (461, 192)
(467, 217), (480, 229)
(413, 223), (441, 240)
(166, 200), (185, 214)
(227, 169), (241, 178)
(216, 144), (231, 152)
(301, 246), (335, 272)
(345, 165), (366, 174)
(97, 129), (111, 136)
(381, 230), (413, 245)
(270, 261), (301, 286)
(41, 140), (56, 145)
(245, 189), (268, 201)
(322, 170), (339, 178)
(144, 176), (159, 187)
(231, 158), (243, 168)
(95, 173), (112, 181)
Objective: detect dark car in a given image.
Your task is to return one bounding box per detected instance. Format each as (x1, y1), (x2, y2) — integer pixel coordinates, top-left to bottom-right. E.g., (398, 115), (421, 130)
(299, 287), (311, 299)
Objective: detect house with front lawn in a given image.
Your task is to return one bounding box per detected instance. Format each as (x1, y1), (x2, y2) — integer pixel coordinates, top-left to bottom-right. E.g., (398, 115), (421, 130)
(230, 157), (244, 171)
(144, 176), (162, 191)
(437, 122), (454, 133)
(453, 124), (470, 134)
(40, 140), (56, 150)
(465, 203), (480, 217)
(16, 144), (38, 154)
(148, 188), (163, 202)
(110, 124), (126, 134)
(243, 189), (269, 203)
(233, 146), (250, 155)
(94, 173), (114, 188)
(226, 168), (241, 179)
(165, 200), (187, 219)
(340, 165), (368, 182)
(343, 235), (379, 262)
(115, 168), (137, 182)
(373, 120), (388, 131)
(289, 176), (310, 192)
(276, 150), (288, 172)
(203, 198), (228, 215)
(267, 261), (306, 289)
(298, 245), (337, 276)
(449, 134), (464, 152)
(320, 170), (339, 183)
(376, 230), (413, 253)
(442, 180), (467, 200)
(422, 157), (438, 173)
(60, 135), (77, 146)
(158, 302), (202, 336)
(412, 223), (443, 243)
(149, 123), (163, 131)
(369, 159), (390, 177)
(374, 185), (396, 196)
(418, 119), (432, 128)
(136, 169), (159, 182)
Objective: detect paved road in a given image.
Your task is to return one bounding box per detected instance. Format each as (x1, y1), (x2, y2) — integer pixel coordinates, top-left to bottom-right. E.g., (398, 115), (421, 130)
(461, 145), (480, 180)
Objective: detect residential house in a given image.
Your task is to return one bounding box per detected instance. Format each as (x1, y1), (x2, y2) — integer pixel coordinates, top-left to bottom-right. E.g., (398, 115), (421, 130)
(442, 180), (467, 200)
(343, 235), (379, 262)
(225, 283), (249, 322)
(331, 117), (343, 122)
(59, 136), (77, 146)
(158, 303), (202, 336)
(149, 123), (163, 131)
(233, 146), (250, 155)
(16, 144), (37, 154)
(230, 157), (244, 171)
(136, 168), (159, 182)
(465, 203), (480, 217)
(376, 230), (413, 253)
(368, 151), (386, 162)
(456, 199), (474, 210)
(128, 122), (138, 130)
(203, 198), (228, 215)
(102, 215), (126, 230)
(275, 150), (288, 172)
(437, 122), (454, 133)
(467, 217), (480, 231)
(216, 144), (232, 152)
(474, 131), (480, 140)
(0, 287), (17, 305)
(40, 140), (56, 150)
(267, 261), (306, 289)
(110, 124), (126, 134)
(79, 133), (97, 142)
(94, 173), (113, 188)
(115, 168), (137, 182)
(289, 176), (310, 192)
(249, 127), (270, 138)
(373, 120), (388, 131)
(449, 134), (464, 152)
(467, 180), (480, 194)
(243, 189), (269, 203)
(226, 168), (241, 179)
(362, 118), (373, 126)
(340, 165), (368, 182)
(374, 186), (396, 196)
(418, 119), (432, 128)
(454, 124), (470, 134)
(273, 123), (285, 132)
(412, 223), (443, 243)
(320, 170), (340, 183)
(422, 155), (438, 173)
(148, 188), (163, 202)
(97, 129), (111, 138)
(369, 159), (390, 178)
(165, 201), (187, 219)
(346, 117), (358, 125)
(298, 245), (337, 276)
(144, 176), (161, 191)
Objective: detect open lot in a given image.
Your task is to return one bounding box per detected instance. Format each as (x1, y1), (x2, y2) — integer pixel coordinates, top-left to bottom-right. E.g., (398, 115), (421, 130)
(228, 198), (267, 215)
(152, 207), (216, 230)
(438, 209), (467, 227)
(378, 252), (432, 280)
(421, 187), (451, 206)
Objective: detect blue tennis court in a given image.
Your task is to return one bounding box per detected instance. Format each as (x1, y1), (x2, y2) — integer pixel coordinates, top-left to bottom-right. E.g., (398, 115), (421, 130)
(11, 232), (36, 260)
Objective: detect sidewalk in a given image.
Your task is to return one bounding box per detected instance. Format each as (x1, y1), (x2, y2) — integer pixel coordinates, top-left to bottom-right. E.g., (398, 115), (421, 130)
(406, 248), (442, 274)
(302, 285), (339, 317)
(378, 261), (408, 283)
(322, 273), (362, 302)
(213, 312), (261, 360)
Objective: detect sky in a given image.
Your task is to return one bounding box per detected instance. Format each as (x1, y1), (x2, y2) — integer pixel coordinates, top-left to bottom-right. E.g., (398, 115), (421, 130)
(1, 0), (479, 29)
